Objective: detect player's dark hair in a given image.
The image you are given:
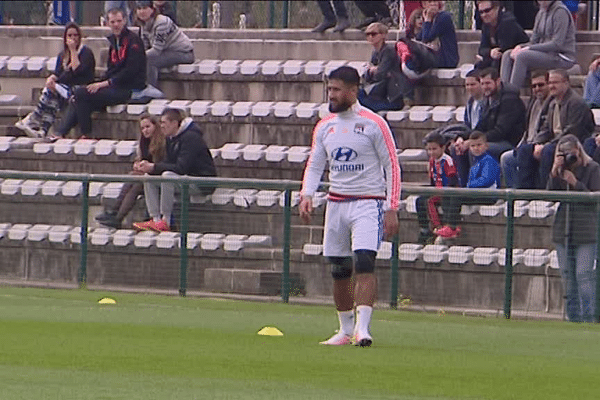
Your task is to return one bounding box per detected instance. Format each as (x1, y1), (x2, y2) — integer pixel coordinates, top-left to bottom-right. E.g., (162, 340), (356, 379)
(328, 66), (360, 87)
(479, 67), (499, 80)
(423, 130), (447, 147)
(469, 130), (487, 142)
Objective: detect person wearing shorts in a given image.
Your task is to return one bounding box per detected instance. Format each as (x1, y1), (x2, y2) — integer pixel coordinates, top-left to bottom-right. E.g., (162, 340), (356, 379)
(299, 66), (401, 347)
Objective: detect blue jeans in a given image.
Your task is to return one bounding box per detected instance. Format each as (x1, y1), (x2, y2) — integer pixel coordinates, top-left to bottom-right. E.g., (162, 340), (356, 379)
(358, 89), (404, 112)
(500, 149), (518, 189)
(555, 242), (597, 323)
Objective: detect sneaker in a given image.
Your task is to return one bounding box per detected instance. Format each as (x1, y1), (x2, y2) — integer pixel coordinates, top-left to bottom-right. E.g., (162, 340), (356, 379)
(354, 332), (373, 347)
(311, 19), (336, 33)
(417, 230), (435, 245)
(132, 220), (156, 231)
(95, 210), (117, 222)
(99, 214), (122, 229)
(319, 331), (353, 346)
(434, 225), (461, 239)
(15, 115), (44, 138)
(133, 219), (170, 232)
(332, 17), (350, 33)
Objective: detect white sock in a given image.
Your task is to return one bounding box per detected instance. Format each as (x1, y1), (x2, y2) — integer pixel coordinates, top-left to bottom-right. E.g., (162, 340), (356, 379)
(337, 310), (355, 336)
(355, 305), (373, 337)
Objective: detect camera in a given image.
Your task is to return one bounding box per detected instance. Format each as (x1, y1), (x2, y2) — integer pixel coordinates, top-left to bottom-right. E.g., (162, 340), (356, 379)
(559, 153), (578, 169)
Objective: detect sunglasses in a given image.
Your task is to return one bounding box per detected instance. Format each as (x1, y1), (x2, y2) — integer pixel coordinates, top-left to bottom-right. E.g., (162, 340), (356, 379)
(531, 83), (546, 88)
(479, 6), (494, 15)
(365, 32), (381, 37)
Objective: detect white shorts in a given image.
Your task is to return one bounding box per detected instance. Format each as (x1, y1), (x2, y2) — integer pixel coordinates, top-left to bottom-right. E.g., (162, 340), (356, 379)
(322, 199), (384, 257)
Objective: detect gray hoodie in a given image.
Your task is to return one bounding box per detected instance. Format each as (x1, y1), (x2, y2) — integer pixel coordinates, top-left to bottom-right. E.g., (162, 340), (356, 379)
(528, 0), (576, 62)
(141, 14), (193, 58)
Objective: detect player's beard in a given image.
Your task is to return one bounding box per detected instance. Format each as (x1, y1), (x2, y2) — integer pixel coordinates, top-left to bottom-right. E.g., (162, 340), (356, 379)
(329, 98), (352, 113)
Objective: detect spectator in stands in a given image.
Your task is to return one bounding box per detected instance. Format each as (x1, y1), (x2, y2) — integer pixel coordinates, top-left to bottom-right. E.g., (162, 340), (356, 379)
(538, 69), (595, 189)
(416, 1), (459, 68)
(475, 0), (528, 71)
(153, 0), (176, 24)
(311, 0), (350, 32)
(104, 0), (133, 25)
(52, 7), (146, 140)
(133, 108), (216, 232)
(14, 22), (95, 139)
(451, 69), (485, 186)
(500, 0), (576, 89)
(405, 7), (423, 40)
(358, 22), (408, 112)
(501, 70), (552, 189)
(547, 134), (600, 323)
(583, 55), (600, 108)
(135, 0), (193, 89)
(96, 113), (166, 229)
(416, 130), (460, 244)
(453, 67), (526, 178)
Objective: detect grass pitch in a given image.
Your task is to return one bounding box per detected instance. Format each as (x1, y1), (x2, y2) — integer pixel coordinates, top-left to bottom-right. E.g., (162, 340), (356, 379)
(1, 286), (599, 400)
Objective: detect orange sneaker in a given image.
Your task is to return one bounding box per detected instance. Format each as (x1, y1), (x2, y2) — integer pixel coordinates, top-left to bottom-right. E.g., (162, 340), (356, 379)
(434, 225), (461, 239)
(133, 219), (171, 232)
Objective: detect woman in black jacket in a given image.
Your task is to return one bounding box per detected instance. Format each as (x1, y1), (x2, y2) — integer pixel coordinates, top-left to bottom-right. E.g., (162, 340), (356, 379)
(15, 22), (95, 138)
(547, 134), (600, 322)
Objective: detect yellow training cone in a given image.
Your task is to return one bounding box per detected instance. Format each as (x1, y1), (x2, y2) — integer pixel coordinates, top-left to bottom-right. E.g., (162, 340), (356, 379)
(257, 327), (283, 336)
(98, 297), (117, 304)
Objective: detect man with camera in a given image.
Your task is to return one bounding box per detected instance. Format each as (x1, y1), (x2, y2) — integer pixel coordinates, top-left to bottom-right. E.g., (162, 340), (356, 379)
(547, 134), (600, 323)
(536, 69), (595, 189)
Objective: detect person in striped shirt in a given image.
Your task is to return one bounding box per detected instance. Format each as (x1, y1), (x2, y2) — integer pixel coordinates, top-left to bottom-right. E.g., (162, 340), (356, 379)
(299, 66), (401, 347)
(416, 130), (460, 244)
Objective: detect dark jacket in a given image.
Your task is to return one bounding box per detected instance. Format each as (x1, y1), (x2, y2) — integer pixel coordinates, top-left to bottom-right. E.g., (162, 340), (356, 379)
(477, 9), (528, 70)
(518, 95), (553, 146)
(475, 82), (526, 146)
(54, 45), (96, 87)
(417, 10), (459, 68)
(547, 160), (600, 245)
(152, 118), (216, 179)
(542, 88), (595, 145)
(364, 43), (409, 102)
(105, 27), (146, 91)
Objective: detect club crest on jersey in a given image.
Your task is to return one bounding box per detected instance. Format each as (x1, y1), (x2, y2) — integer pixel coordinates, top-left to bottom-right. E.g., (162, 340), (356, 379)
(353, 123), (365, 134)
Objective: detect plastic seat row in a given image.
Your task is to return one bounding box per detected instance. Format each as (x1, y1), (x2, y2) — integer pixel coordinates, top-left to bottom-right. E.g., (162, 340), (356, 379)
(109, 99), (467, 124)
(302, 241), (558, 268)
(0, 223), (271, 251)
(403, 196), (559, 219)
(0, 55), (56, 72)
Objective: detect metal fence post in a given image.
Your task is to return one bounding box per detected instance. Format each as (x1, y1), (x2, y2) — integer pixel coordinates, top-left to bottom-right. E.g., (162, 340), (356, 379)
(282, 0), (289, 28)
(78, 179), (90, 288)
(389, 234), (400, 309)
(269, 0), (275, 28)
(179, 182), (189, 297)
(281, 188), (292, 303)
(202, 0), (209, 28)
(595, 201), (600, 322)
(458, 1), (465, 29)
(503, 195), (515, 319)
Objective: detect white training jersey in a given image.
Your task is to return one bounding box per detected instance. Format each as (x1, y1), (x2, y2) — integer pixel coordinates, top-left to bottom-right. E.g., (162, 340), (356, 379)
(301, 102), (401, 211)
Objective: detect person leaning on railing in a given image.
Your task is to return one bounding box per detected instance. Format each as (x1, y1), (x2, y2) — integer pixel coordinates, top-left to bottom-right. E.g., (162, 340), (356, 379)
(547, 134), (600, 323)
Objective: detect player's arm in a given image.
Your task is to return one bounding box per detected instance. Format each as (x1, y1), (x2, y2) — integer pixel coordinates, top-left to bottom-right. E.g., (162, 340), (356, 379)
(300, 124), (328, 223)
(373, 120), (402, 239)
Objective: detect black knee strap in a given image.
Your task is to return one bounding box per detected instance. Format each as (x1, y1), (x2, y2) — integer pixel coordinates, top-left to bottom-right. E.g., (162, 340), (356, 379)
(354, 249), (376, 274)
(328, 256), (353, 280)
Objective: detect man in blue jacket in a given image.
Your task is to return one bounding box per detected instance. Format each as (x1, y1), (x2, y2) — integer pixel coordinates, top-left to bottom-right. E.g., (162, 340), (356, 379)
(53, 7), (146, 139)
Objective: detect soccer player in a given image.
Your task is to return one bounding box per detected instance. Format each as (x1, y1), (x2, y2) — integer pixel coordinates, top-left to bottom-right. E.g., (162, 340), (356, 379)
(299, 66), (401, 347)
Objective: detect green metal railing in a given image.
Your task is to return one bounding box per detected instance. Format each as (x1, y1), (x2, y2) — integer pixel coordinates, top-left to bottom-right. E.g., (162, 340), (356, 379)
(2, 169), (600, 320)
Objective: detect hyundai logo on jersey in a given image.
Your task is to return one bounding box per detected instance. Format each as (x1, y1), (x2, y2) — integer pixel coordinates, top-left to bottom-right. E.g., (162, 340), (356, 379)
(331, 147), (358, 162)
